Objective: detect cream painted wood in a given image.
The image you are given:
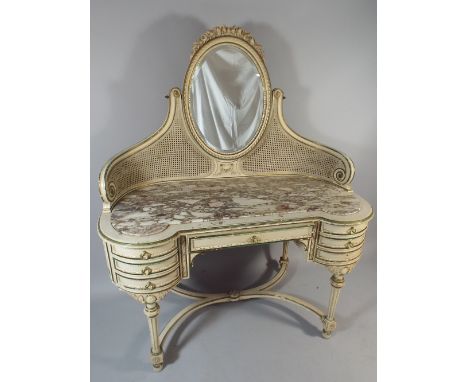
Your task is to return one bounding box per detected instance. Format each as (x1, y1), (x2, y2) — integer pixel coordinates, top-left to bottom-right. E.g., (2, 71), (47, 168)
(318, 233), (366, 250)
(315, 248), (363, 264)
(322, 274), (345, 338)
(113, 252), (179, 276)
(108, 240), (177, 259)
(144, 298), (164, 371)
(115, 269), (180, 293)
(189, 225), (313, 252)
(97, 26), (374, 371)
(321, 221), (368, 236)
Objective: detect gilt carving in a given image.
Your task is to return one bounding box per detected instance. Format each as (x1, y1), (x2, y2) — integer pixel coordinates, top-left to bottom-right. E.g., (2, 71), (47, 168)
(191, 25), (264, 59)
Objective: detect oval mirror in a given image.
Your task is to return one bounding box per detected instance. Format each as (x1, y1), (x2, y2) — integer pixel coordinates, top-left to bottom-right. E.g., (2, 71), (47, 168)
(189, 45), (264, 154)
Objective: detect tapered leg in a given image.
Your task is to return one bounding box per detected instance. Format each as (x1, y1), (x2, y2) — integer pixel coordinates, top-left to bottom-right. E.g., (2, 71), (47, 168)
(322, 273), (345, 338)
(144, 297), (163, 370)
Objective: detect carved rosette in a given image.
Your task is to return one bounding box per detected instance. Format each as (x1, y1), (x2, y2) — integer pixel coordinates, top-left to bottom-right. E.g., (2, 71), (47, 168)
(191, 25), (264, 59)
(107, 182), (116, 201)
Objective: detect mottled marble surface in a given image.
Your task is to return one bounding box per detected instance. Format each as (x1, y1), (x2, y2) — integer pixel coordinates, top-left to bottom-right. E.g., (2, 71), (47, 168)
(111, 176), (361, 236)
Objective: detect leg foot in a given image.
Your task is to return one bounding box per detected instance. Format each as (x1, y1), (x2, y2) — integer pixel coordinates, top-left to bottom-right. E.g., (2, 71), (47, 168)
(151, 350), (164, 371)
(321, 317), (336, 339)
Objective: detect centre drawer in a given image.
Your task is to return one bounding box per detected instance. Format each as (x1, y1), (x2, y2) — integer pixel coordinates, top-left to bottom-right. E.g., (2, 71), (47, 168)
(190, 226), (313, 251)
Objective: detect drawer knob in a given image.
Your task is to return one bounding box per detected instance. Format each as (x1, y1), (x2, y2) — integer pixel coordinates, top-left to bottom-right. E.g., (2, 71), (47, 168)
(250, 235), (260, 244)
(347, 227), (357, 234)
(142, 266), (153, 276)
(345, 240), (355, 249)
(145, 282), (156, 290)
(140, 251), (152, 260)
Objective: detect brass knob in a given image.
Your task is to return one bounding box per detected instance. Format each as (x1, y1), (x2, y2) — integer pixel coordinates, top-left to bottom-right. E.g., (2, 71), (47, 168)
(142, 266), (153, 276)
(345, 240), (355, 249)
(145, 282), (156, 290)
(347, 227), (357, 234)
(250, 235), (260, 244)
(140, 251), (152, 260)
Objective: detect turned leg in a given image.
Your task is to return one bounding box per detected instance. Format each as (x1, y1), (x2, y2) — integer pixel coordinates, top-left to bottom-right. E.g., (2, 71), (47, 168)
(322, 273), (345, 338)
(144, 297), (164, 371)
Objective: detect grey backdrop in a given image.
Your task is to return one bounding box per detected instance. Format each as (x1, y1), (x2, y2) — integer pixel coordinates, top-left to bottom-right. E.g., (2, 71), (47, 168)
(91, 1), (376, 381)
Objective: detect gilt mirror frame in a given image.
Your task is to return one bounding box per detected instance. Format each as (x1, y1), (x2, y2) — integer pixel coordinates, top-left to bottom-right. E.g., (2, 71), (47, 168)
(183, 26), (272, 159)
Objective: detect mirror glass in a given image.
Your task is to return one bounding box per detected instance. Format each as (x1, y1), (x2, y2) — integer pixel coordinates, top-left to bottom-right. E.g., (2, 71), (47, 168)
(190, 45), (264, 153)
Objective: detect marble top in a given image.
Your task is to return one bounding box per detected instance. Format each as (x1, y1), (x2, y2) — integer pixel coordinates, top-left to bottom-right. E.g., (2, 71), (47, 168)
(110, 176), (362, 236)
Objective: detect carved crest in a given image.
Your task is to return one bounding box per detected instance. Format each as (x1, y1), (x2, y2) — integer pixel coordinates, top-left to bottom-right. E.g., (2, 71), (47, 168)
(191, 25), (264, 59)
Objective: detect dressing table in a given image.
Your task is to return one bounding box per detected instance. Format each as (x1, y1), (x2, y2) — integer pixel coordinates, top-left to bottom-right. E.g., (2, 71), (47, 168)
(98, 25), (373, 371)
